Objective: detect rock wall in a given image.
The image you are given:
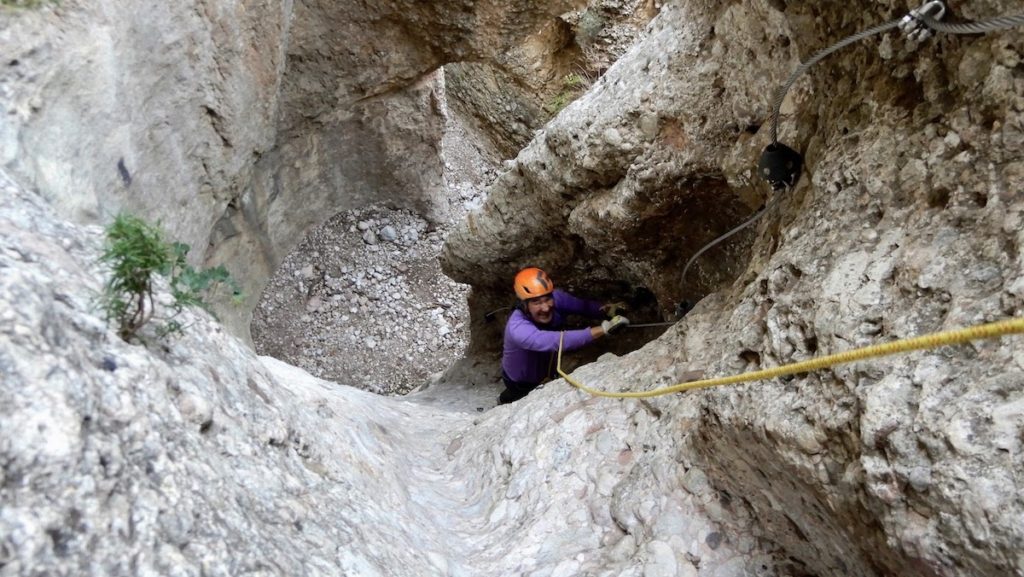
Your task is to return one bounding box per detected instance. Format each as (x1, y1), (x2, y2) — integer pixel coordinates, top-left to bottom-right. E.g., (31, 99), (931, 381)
(1, 0), (290, 337)
(445, 0), (659, 158)
(1, 169), (779, 577)
(443, 1), (1024, 575)
(3, 0), (1024, 576)
(0, 174), (479, 576)
(1, 0), (285, 245)
(0, 0), (586, 339)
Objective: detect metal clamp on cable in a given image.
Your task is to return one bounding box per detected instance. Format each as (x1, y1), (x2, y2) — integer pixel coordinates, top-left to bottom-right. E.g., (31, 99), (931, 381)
(900, 0), (947, 42)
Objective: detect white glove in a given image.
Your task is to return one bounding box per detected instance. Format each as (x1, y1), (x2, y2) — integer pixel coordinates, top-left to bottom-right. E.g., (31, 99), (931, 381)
(601, 315), (630, 336)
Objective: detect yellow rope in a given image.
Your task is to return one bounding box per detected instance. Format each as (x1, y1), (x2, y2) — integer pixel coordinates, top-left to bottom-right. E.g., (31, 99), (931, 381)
(556, 316), (1024, 398)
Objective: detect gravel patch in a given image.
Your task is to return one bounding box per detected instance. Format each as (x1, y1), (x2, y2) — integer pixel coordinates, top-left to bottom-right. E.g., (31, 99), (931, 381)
(253, 92), (500, 396)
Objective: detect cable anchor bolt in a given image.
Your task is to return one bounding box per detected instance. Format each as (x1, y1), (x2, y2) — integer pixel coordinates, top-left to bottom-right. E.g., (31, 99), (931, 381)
(900, 0), (946, 42)
(758, 142), (803, 191)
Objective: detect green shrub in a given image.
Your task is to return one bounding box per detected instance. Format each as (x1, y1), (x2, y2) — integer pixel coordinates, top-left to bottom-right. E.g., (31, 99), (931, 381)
(545, 71), (594, 115)
(1, 0), (57, 9)
(99, 213), (240, 341)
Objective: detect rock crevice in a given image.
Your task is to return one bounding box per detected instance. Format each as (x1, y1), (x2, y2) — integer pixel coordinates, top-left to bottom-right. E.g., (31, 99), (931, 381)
(2, 1), (1023, 576)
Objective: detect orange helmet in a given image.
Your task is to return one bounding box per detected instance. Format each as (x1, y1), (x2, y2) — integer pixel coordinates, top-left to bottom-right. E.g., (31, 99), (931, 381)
(514, 267), (554, 300)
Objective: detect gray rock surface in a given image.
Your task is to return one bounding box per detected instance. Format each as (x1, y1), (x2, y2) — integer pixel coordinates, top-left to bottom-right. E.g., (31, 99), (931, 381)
(0, 0), (591, 340)
(445, 0), (658, 158)
(1, 170), (773, 576)
(3, 0), (1024, 576)
(443, 1), (1024, 575)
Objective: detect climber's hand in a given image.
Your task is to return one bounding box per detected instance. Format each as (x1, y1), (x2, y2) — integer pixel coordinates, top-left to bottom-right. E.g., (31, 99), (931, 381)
(601, 301), (628, 318)
(600, 315), (630, 336)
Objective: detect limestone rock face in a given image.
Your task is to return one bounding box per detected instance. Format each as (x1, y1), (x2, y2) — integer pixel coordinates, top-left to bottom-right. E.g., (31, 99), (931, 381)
(0, 0), (286, 254)
(1, 170), (773, 577)
(0, 0), (584, 339)
(443, 1), (1024, 575)
(442, 1), (793, 311)
(446, 0), (658, 157)
(1, 0), (290, 338)
(3, 0), (1024, 576)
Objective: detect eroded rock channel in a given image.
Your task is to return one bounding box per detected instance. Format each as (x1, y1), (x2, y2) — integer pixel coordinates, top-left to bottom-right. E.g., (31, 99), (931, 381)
(2, 1), (1023, 576)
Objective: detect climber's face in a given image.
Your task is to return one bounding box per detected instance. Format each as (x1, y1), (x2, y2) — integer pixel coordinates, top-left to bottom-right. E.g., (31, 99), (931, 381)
(526, 294), (555, 325)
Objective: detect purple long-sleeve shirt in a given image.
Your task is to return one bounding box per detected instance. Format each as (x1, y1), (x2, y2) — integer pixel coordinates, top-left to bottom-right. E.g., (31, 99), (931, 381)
(502, 289), (605, 384)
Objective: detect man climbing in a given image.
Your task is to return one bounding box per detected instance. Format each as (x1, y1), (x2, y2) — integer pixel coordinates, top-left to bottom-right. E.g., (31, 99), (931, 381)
(499, 267), (630, 405)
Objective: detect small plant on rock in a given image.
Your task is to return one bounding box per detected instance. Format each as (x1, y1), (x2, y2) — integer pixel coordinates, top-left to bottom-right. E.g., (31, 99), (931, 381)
(1, 0), (57, 9)
(545, 69), (594, 115)
(99, 213), (240, 341)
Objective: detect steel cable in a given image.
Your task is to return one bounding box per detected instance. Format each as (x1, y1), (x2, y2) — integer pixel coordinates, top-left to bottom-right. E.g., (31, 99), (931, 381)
(769, 11), (1024, 144)
(680, 191), (784, 287)
(770, 19), (905, 144)
(920, 13), (1024, 34)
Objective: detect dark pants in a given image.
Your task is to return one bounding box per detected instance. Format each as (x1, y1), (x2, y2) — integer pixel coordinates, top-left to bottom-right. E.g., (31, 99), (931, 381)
(498, 370), (540, 405)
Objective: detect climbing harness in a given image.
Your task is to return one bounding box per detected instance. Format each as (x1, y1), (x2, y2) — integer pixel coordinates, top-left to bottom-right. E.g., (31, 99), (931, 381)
(556, 316), (1024, 398)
